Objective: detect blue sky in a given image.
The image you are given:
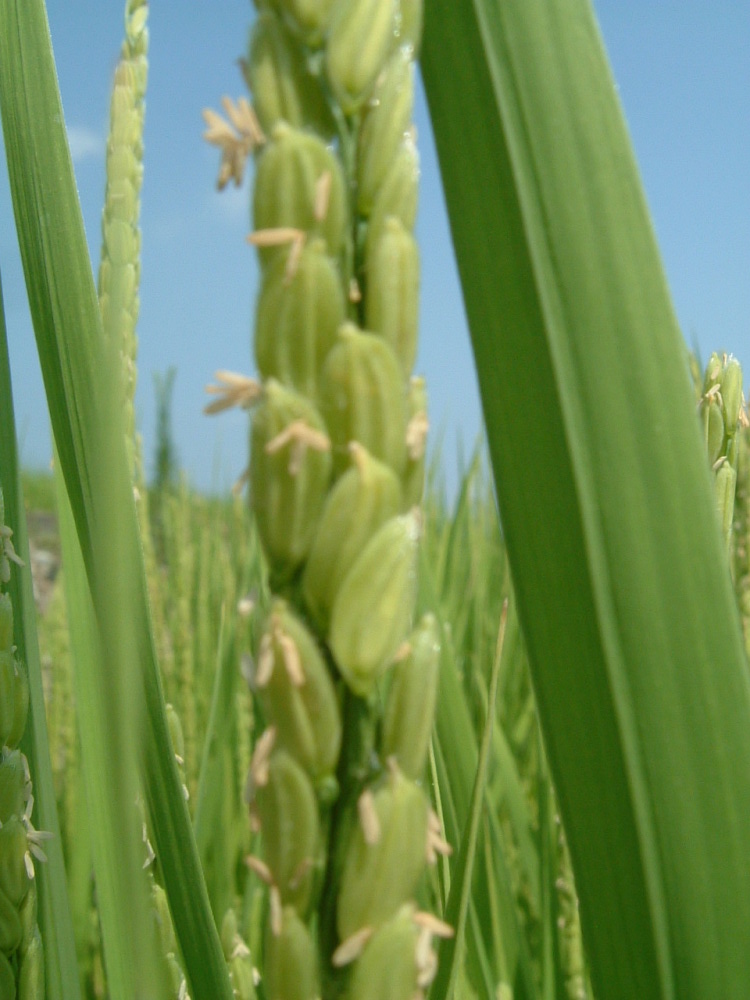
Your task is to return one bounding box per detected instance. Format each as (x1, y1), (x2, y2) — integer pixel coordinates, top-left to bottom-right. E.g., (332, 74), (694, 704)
(1, 2), (748, 494)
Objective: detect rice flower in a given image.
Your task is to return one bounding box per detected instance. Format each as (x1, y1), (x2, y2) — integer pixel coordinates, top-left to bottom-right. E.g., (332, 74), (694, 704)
(205, 0), (451, 993)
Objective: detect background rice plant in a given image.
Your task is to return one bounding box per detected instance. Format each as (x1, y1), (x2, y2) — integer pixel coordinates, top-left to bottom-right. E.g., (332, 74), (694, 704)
(1, 0), (750, 998)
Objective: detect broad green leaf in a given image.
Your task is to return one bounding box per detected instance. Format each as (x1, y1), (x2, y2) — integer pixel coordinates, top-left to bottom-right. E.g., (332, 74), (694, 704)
(0, 2), (234, 996)
(0, 271), (81, 999)
(422, 1), (750, 997)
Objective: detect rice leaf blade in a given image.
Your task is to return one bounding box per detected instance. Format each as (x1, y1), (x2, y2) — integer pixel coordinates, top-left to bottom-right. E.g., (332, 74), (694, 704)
(421, 2), (750, 997)
(0, 270), (82, 1000)
(431, 607), (505, 1000)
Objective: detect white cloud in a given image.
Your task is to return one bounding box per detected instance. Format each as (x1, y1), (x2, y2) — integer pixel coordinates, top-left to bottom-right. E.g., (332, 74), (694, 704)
(67, 124), (105, 163)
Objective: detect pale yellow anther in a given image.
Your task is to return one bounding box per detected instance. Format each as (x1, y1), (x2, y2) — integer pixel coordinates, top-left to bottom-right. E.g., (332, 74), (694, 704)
(250, 726), (277, 788)
(204, 371), (261, 415)
(426, 829), (453, 864)
(269, 885), (283, 937)
(279, 631), (305, 687)
(216, 369), (259, 388)
(210, 137), (244, 189)
(415, 928), (437, 988)
(701, 383), (723, 410)
(221, 95), (264, 145)
(1, 526), (24, 569)
(348, 277), (362, 303)
(289, 442), (308, 478)
(231, 939), (251, 961)
(203, 97), (262, 189)
(247, 227), (305, 249)
(265, 420), (331, 476)
(385, 755), (401, 782)
(255, 634), (275, 688)
(247, 227), (308, 282)
(406, 410), (429, 461)
(426, 809), (452, 864)
(284, 232), (307, 284)
(347, 442), (373, 480)
(202, 107), (237, 145)
(358, 789), (380, 845)
(412, 911), (454, 938)
(314, 170), (332, 223)
(141, 820), (155, 869)
(245, 854), (274, 886)
(26, 824), (52, 866)
(29, 830), (52, 861)
(331, 926), (374, 967)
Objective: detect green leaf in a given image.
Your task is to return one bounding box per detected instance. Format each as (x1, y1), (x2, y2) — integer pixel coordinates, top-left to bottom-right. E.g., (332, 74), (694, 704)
(193, 605), (240, 918)
(0, 270), (82, 1000)
(422, 559), (526, 997)
(431, 605), (505, 1000)
(52, 449), (165, 999)
(422, 1), (750, 997)
(0, 2), (234, 996)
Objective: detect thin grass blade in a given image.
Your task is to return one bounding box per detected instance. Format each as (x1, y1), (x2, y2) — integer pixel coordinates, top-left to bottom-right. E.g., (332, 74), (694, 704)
(0, 271), (82, 1000)
(422, 558), (526, 996)
(431, 605), (506, 1000)
(51, 450), (165, 998)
